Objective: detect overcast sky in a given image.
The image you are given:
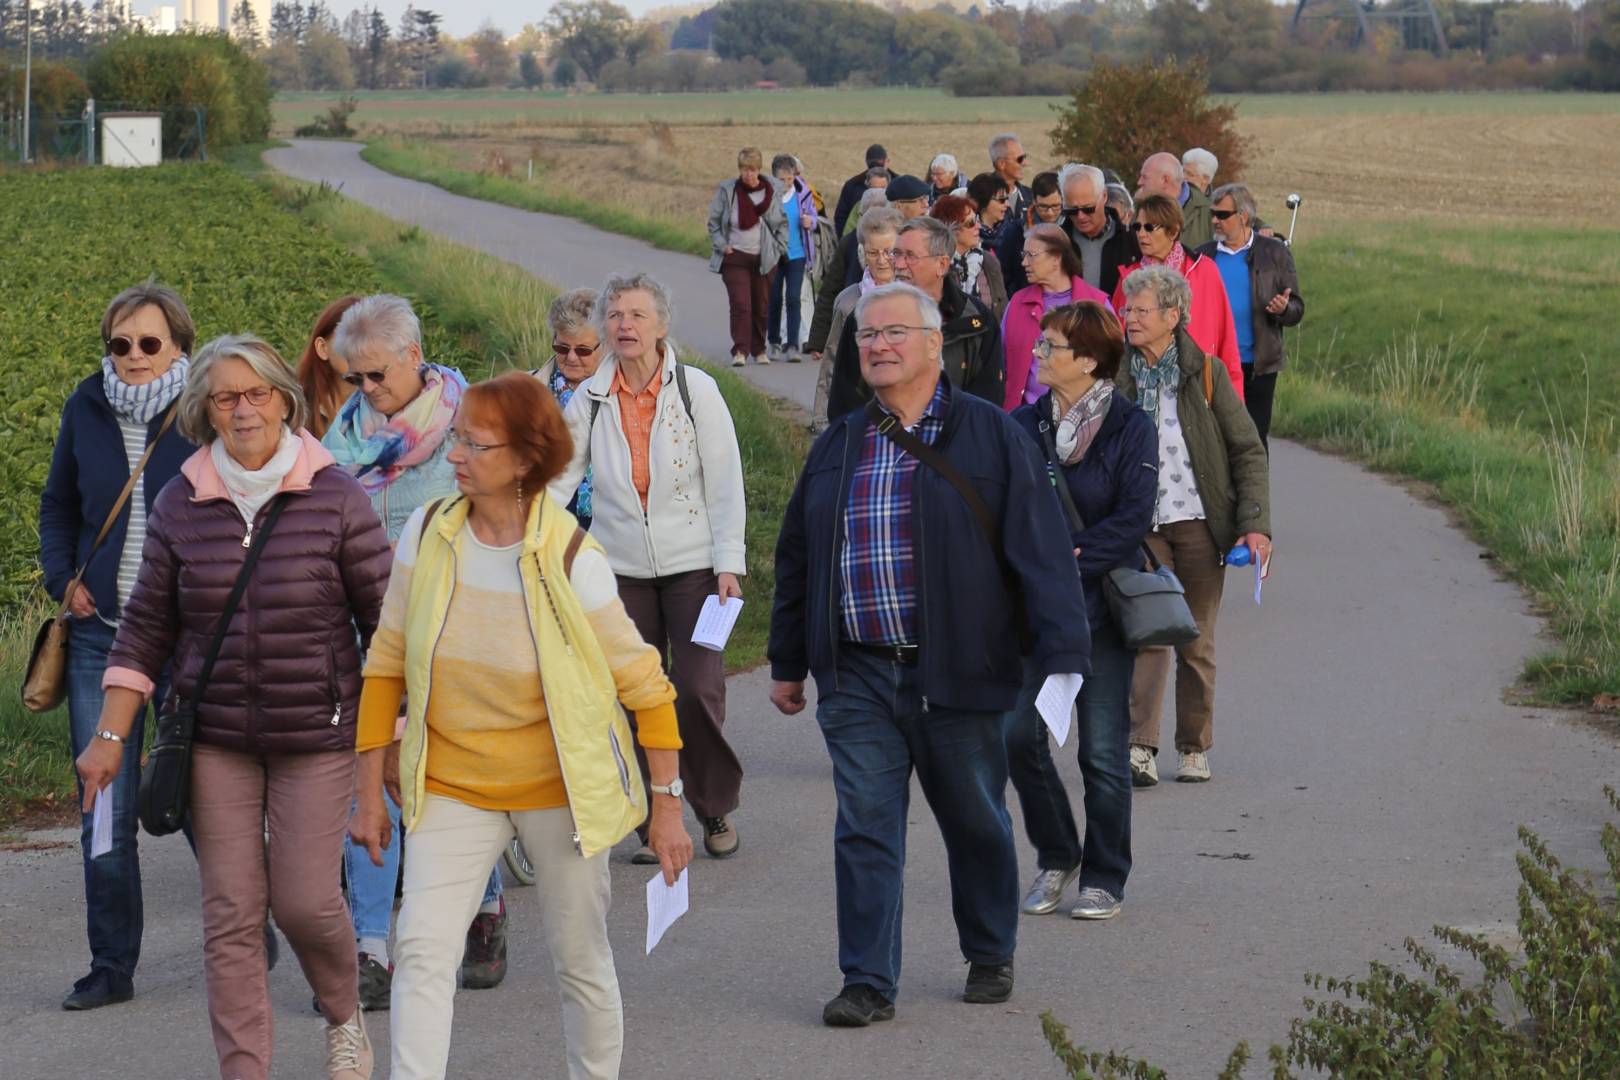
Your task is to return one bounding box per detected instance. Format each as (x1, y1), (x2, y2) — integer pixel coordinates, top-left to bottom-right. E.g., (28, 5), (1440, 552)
(136, 1), (678, 38)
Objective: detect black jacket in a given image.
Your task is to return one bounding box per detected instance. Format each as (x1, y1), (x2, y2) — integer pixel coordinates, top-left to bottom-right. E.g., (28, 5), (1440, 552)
(1004, 209), (1138, 296)
(807, 230), (863, 354)
(827, 274), (1003, 422)
(769, 380), (1092, 711)
(1194, 235), (1304, 376)
(833, 171), (868, 238)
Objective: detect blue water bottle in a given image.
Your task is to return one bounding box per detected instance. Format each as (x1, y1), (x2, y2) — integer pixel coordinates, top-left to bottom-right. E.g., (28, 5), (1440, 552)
(1227, 543), (1252, 567)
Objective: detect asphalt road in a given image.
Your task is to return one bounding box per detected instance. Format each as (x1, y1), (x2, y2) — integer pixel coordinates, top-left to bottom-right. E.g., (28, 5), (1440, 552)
(1, 140), (1613, 1079)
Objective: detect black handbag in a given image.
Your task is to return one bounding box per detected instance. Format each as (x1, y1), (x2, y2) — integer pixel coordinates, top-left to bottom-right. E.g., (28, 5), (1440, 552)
(138, 495), (288, 837)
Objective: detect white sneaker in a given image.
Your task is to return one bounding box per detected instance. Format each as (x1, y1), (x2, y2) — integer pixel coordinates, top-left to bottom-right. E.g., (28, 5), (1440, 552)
(1129, 745), (1158, 788)
(768, 342), (785, 361)
(1020, 865), (1079, 915)
(1070, 886), (1122, 920)
(1177, 750), (1211, 783)
(326, 1009), (373, 1079)
(730, 353), (746, 367)
(753, 353), (771, 366)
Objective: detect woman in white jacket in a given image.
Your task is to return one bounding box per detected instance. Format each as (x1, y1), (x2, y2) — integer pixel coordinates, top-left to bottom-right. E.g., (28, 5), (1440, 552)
(550, 272), (749, 862)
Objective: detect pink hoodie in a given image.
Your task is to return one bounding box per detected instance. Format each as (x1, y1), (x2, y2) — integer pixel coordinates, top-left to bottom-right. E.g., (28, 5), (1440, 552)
(999, 276), (1113, 411)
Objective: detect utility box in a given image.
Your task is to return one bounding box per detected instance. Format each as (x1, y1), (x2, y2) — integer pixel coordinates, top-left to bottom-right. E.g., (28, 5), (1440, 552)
(101, 113), (162, 168)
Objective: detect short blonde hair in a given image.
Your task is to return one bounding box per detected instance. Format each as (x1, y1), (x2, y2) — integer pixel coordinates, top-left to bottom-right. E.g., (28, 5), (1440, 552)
(737, 147), (763, 169)
(179, 334), (309, 444)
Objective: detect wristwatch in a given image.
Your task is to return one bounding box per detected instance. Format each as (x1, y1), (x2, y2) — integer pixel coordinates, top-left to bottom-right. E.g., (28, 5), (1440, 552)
(95, 730), (125, 744)
(650, 778), (685, 799)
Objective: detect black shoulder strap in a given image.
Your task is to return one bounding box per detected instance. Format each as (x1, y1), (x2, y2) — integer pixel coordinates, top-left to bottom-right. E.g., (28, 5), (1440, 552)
(194, 494), (287, 703)
(587, 358), (695, 430)
(1036, 420), (1087, 535)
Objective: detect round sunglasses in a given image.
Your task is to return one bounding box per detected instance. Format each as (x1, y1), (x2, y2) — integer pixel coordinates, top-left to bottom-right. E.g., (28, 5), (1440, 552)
(552, 341), (601, 359)
(107, 335), (168, 358)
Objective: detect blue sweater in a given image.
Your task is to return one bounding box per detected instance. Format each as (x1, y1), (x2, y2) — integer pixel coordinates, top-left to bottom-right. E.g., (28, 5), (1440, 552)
(1011, 392), (1159, 630)
(769, 381), (1092, 712)
(1215, 248), (1256, 366)
(39, 372), (196, 614)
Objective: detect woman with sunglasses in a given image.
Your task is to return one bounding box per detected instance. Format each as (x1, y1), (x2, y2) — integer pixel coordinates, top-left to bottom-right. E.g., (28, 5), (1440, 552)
(1001, 224), (1112, 411)
(1110, 194), (1244, 400)
(40, 282), (199, 1012)
(321, 294), (514, 1007)
(931, 193), (1008, 322)
(534, 288), (605, 528)
(297, 295), (363, 440)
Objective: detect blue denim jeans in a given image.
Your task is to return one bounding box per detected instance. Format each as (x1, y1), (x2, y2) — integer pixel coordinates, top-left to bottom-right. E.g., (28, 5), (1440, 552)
(67, 615), (171, 978)
(345, 789), (501, 942)
(769, 256), (807, 348)
(1003, 620), (1135, 896)
(814, 645), (1018, 1000)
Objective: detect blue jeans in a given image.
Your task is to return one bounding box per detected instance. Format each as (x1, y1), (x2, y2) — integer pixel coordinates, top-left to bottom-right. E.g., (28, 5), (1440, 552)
(769, 256), (807, 348)
(814, 645), (1018, 1000)
(1003, 620), (1135, 896)
(67, 615), (171, 978)
(345, 788), (501, 942)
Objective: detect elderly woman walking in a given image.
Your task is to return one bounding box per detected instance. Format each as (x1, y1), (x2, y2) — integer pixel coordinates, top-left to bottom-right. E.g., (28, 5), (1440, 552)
(296, 295), (363, 440)
(549, 273), (749, 861)
(928, 152), (964, 202)
(1116, 267), (1271, 787)
(1003, 224), (1112, 410)
(768, 152), (819, 362)
(40, 282), (198, 1011)
(351, 372), (691, 1080)
(536, 287), (606, 527)
(812, 207), (902, 432)
(708, 146), (788, 368)
(931, 193), (1008, 322)
(76, 334), (392, 1079)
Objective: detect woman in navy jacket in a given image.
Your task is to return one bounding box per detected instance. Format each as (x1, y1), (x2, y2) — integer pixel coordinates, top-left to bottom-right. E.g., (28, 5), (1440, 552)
(1006, 300), (1157, 922)
(37, 283), (197, 1011)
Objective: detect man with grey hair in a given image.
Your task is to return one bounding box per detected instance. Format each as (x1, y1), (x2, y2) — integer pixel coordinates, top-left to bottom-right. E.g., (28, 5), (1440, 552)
(1054, 162), (1139, 297)
(1181, 147), (1218, 195)
(826, 217), (1002, 419)
(988, 132), (1032, 223)
(769, 280), (1091, 1027)
(1138, 151), (1213, 249)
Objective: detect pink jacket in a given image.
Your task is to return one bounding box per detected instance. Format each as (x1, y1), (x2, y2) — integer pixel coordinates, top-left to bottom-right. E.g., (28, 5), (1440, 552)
(999, 276), (1113, 411)
(1112, 248), (1244, 401)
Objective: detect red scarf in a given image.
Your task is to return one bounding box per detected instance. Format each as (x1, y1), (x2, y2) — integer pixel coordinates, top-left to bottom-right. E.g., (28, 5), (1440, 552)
(1142, 241), (1188, 275)
(735, 177), (773, 231)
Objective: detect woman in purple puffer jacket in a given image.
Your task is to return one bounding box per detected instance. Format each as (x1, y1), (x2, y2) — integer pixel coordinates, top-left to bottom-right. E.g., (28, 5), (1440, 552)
(75, 334), (392, 1080)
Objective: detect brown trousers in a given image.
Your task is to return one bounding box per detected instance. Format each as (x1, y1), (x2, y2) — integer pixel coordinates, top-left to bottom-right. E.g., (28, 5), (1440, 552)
(618, 569), (743, 829)
(720, 249), (773, 357)
(1128, 519), (1226, 755)
(190, 743), (358, 1080)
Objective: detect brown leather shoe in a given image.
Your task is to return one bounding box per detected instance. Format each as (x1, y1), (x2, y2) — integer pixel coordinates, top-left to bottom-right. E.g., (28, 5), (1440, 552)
(702, 816), (739, 858)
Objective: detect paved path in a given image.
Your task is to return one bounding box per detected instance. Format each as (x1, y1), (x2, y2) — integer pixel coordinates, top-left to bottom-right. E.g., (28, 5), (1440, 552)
(3, 141), (1615, 1078)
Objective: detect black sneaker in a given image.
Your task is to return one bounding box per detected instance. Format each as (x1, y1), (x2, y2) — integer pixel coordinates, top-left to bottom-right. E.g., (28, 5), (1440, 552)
(62, 968), (134, 1011)
(358, 952), (393, 1011)
(822, 983), (895, 1027)
(462, 901), (508, 990)
(962, 960), (1014, 1004)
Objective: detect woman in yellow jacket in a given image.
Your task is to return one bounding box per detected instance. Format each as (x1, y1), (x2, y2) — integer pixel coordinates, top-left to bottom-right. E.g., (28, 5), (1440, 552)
(350, 372), (691, 1080)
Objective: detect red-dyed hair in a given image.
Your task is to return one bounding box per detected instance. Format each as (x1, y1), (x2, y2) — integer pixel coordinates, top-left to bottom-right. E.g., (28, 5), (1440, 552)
(928, 193), (976, 227)
(296, 295), (362, 439)
(458, 372), (574, 497)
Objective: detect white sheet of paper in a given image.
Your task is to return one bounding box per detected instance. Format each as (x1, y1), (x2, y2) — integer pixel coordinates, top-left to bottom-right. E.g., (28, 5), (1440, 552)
(91, 784), (113, 858)
(1253, 559), (1264, 605)
(690, 595), (744, 652)
(1035, 673), (1085, 747)
(645, 867), (690, 954)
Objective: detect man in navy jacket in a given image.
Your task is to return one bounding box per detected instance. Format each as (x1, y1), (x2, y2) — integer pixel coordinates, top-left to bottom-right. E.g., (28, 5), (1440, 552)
(768, 282), (1091, 1028)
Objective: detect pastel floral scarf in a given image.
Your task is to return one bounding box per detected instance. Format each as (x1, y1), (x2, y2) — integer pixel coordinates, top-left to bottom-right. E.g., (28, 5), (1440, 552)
(326, 363), (466, 496)
(102, 355), (189, 424)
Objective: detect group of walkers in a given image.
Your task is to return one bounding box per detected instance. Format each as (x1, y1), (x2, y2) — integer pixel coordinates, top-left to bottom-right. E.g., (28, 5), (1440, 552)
(40, 127), (1299, 1079)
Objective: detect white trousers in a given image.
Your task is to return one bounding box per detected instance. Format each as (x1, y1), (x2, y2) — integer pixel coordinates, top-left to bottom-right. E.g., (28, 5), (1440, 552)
(391, 796), (622, 1080)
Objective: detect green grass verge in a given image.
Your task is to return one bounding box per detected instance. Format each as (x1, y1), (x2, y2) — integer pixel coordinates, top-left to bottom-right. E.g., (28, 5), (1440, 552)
(360, 136), (711, 258)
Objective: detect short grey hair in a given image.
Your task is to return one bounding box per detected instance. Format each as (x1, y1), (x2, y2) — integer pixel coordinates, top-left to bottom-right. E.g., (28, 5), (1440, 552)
(1058, 162), (1106, 201)
(102, 281), (196, 354)
(1122, 265), (1192, 327)
(770, 153), (797, 176)
(858, 187), (889, 213)
(987, 132), (1019, 165)
(853, 281), (943, 334)
(180, 333), (308, 444)
(547, 287), (598, 338)
(1211, 182), (1257, 224)
(856, 207), (902, 245)
(929, 152), (958, 177)
(897, 216), (954, 258)
(1106, 182), (1134, 219)
(332, 294), (422, 362)
(596, 272), (674, 334)
(1182, 147), (1218, 180)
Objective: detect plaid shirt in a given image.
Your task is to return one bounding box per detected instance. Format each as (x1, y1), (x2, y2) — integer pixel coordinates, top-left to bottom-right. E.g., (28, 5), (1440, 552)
(839, 378), (951, 645)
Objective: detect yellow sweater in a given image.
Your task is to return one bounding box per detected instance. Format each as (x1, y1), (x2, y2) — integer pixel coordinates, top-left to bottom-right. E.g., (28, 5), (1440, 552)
(359, 520), (679, 812)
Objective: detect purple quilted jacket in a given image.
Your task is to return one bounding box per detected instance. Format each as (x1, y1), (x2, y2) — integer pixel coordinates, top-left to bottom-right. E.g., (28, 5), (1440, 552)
(106, 434), (392, 755)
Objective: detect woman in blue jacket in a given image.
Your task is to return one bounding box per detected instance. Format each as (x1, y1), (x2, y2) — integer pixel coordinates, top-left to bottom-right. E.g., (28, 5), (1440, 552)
(1006, 300), (1157, 923)
(38, 283), (198, 1011)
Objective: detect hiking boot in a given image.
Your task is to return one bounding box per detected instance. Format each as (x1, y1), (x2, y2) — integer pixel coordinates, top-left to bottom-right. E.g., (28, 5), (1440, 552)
(822, 983), (895, 1027)
(357, 952), (392, 1011)
(962, 960), (1014, 1004)
(731, 353), (746, 367)
(1129, 744), (1158, 788)
(62, 968), (133, 1011)
(1177, 750), (1211, 783)
(325, 1008), (374, 1079)
(703, 815), (739, 858)
(1070, 886), (1123, 921)
(1021, 865), (1080, 915)
(461, 900), (508, 990)
(753, 353), (771, 366)
(631, 844), (660, 865)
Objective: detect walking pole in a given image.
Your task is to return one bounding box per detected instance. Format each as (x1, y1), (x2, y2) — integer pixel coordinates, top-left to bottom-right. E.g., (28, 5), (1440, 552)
(1285, 193), (1302, 247)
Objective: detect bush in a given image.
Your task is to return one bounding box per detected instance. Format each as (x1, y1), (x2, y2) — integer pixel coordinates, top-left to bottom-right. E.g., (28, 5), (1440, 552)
(86, 31), (271, 156)
(3, 62), (90, 121)
(294, 96), (359, 138)
(1049, 58), (1249, 180)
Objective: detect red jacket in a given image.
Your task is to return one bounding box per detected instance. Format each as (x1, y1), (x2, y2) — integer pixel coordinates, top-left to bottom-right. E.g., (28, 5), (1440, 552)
(1113, 247), (1244, 401)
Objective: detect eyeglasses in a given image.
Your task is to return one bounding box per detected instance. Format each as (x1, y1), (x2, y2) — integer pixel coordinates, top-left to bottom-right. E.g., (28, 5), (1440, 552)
(1210, 209), (1240, 221)
(1129, 222), (1166, 234)
(1032, 202), (1064, 220)
(1033, 339), (1073, 360)
(1121, 305), (1164, 319)
(107, 335), (167, 358)
(446, 430), (507, 454)
(887, 249), (939, 264)
(208, 386), (275, 411)
(1013, 154), (1029, 164)
(854, 324), (931, 347)
(991, 193), (1010, 204)
(863, 247), (895, 262)
(342, 364), (395, 388)
(1063, 204), (1099, 218)
(953, 216), (981, 230)
(552, 341), (600, 359)
(1019, 247), (1055, 262)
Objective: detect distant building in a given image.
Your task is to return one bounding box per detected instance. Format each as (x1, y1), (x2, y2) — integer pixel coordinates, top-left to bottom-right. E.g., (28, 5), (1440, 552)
(177, 0), (271, 37)
(135, 4), (180, 33)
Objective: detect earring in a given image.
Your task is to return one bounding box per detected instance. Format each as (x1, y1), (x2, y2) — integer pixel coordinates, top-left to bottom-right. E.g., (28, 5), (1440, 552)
(516, 477), (524, 509)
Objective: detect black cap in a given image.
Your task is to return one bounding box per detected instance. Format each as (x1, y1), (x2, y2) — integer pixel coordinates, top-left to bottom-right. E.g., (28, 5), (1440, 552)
(865, 143), (888, 167)
(886, 174), (930, 202)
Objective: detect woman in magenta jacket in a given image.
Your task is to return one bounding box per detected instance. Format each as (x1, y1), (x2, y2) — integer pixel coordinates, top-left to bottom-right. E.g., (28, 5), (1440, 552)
(1000, 224), (1112, 410)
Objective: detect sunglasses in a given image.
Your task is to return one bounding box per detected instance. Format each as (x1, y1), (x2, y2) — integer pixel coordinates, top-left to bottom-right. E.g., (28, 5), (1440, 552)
(342, 365), (394, 388)
(107, 335), (167, 358)
(1129, 222), (1165, 234)
(1211, 209), (1240, 220)
(1063, 204), (1100, 218)
(991, 194), (1010, 203)
(1014, 154), (1029, 164)
(552, 341), (600, 359)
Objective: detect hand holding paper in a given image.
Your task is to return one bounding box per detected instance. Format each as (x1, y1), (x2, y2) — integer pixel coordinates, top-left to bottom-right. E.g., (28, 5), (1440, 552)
(1035, 673), (1084, 747)
(691, 595), (743, 652)
(646, 867), (690, 954)
(91, 784), (113, 858)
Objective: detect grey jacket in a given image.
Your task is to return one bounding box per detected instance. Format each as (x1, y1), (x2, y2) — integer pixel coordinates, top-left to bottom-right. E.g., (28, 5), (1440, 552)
(707, 177), (788, 274)
(1195, 235), (1304, 376)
